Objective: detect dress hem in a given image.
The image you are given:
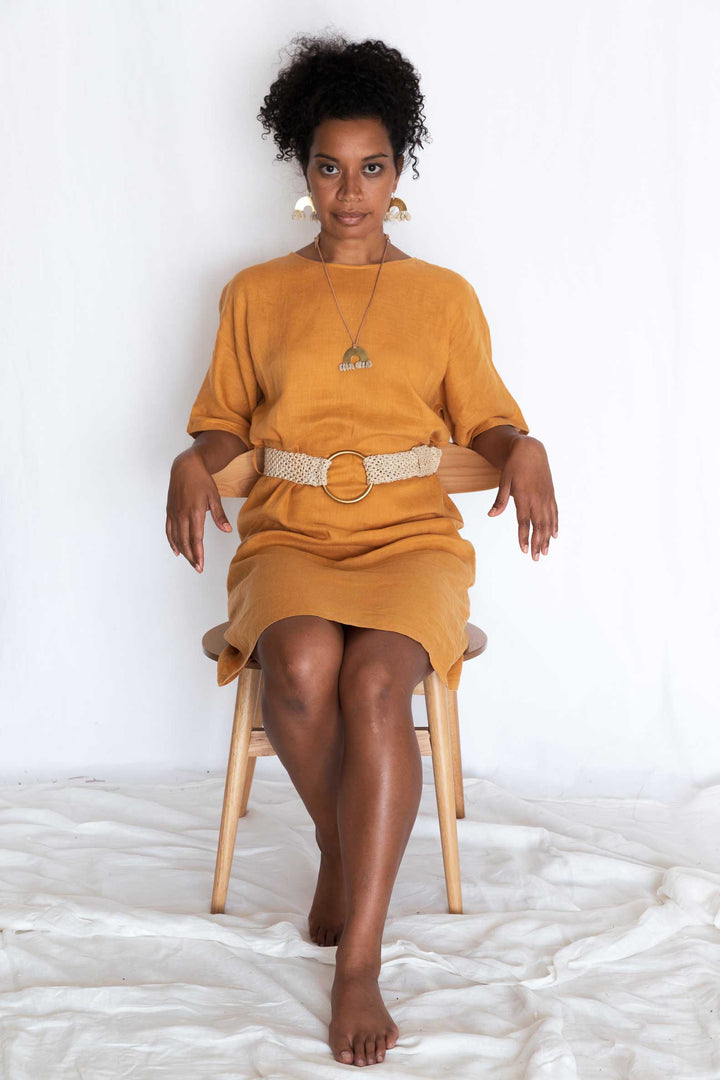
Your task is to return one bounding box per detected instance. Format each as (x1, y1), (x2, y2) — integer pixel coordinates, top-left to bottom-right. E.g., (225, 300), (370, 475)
(216, 608), (467, 693)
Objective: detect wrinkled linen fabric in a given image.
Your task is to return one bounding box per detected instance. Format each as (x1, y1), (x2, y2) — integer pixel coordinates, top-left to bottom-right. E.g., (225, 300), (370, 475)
(185, 254), (530, 692)
(1, 774), (719, 1078)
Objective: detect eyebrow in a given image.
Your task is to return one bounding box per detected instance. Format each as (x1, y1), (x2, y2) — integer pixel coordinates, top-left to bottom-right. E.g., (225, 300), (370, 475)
(313, 153), (390, 161)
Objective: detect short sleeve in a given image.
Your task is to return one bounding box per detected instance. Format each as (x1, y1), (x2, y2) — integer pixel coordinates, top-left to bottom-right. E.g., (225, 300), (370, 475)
(186, 275), (261, 449)
(440, 277), (529, 448)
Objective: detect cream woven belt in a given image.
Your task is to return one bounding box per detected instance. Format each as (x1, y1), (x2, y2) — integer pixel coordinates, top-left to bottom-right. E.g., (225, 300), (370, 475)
(260, 444), (443, 504)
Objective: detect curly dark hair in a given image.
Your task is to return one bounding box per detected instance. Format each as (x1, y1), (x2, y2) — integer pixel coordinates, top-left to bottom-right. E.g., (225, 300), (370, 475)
(257, 31), (431, 181)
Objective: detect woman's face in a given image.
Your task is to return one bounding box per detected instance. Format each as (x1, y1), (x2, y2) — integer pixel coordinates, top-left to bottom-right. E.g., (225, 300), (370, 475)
(304, 116), (403, 239)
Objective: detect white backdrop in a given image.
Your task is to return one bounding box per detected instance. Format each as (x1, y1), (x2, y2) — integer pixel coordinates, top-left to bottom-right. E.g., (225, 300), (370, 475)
(1, 1), (718, 797)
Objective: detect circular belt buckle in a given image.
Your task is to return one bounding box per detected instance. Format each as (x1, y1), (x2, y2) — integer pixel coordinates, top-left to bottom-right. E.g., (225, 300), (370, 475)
(322, 449), (374, 504)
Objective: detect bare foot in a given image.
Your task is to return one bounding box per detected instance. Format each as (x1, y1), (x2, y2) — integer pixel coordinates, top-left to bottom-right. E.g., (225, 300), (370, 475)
(308, 850), (346, 946)
(329, 967), (399, 1066)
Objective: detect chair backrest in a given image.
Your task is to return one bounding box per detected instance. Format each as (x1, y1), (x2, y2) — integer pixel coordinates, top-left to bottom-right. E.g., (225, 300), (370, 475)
(211, 443), (500, 497)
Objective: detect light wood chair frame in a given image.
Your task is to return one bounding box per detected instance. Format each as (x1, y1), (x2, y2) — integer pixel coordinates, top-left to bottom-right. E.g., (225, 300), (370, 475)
(203, 442), (500, 916)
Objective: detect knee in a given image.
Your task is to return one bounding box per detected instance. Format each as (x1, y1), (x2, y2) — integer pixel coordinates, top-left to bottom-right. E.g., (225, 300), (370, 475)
(338, 657), (403, 721)
(261, 650), (339, 716)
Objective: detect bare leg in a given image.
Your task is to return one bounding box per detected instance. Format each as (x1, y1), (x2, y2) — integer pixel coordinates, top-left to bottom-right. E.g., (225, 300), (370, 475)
(329, 627), (433, 1067)
(253, 615), (347, 946)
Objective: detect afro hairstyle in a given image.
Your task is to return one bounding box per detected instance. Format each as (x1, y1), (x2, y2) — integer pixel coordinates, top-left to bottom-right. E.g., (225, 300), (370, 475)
(257, 31), (431, 181)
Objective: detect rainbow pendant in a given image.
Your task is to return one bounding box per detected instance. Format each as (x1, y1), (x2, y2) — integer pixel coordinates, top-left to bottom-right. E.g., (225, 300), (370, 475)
(339, 345), (372, 372)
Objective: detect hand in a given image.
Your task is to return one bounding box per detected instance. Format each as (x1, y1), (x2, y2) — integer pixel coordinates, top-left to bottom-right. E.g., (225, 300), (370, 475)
(488, 437), (558, 560)
(166, 448), (233, 573)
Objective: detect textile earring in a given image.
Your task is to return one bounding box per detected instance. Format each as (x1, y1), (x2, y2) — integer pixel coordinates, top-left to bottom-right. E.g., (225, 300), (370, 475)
(292, 192), (319, 221)
(384, 194), (411, 222)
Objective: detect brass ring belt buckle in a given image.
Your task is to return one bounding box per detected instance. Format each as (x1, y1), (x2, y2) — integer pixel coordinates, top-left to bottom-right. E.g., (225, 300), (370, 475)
(322, 449), (373, 504)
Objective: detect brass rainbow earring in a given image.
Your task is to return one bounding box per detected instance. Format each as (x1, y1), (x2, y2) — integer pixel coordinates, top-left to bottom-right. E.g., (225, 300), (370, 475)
(384, 193), (411, 221)
(292, 192), (319, 221)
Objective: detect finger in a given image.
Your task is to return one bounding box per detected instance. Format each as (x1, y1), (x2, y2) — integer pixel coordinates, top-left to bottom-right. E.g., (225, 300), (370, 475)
(517, 504), (531, 553)
(165, 516), (180, 556)
(188, 510), (206, 572)
(532, 520), (552, 559)
(543, 498), (559, 549)
(543, 516), (556, 553)
(176, 512), (193, 567)
(489, 476), (512, 516)
(209, 496), (232, 533)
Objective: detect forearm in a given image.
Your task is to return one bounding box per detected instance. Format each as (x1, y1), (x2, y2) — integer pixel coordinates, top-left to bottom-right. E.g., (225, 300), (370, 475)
(183, 429), (250, 474)
(470, 425), (526, 469)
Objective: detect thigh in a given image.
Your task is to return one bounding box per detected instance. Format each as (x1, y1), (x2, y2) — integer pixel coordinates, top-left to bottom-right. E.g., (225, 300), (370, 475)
(338, 625), (434, 710)
(253, 615), (345, 698)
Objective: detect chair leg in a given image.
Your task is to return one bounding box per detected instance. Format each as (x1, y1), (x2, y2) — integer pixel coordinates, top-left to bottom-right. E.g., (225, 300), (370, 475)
(424, 671), (463, 914)
(239, 758), (256, 818)
(211, 667), (262, 915)
(239, 673), (264, 817)
(446, 687), (466, 819)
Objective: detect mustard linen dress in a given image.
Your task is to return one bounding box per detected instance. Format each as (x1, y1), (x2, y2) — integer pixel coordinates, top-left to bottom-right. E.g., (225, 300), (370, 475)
(186, 251), (529, 692)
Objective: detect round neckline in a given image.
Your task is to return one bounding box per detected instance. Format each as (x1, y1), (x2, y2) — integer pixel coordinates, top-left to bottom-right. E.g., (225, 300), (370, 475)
(290, 251), (417, 268)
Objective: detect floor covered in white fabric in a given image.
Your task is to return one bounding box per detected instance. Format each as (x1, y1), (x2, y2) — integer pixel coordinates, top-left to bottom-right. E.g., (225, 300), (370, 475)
(1, 772), (719, 1078)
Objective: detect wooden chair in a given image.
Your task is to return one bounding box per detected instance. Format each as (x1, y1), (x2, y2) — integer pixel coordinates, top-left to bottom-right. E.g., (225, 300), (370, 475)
(204, 443), (502, 917)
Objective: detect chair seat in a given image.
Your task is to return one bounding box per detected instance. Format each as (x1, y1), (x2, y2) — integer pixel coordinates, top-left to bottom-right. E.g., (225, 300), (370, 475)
(202, 620), (487, 694)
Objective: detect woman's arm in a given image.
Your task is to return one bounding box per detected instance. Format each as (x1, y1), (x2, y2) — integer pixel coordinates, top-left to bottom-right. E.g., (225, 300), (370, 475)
(166, 430), (249, 573)
(472, 425), (558, 561)
(186, 429), (250, 474)
(470, 424), (525, 469)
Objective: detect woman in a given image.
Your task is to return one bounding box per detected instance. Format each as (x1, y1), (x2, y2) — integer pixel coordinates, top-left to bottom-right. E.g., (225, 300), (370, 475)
(166, 33), (558, 1068)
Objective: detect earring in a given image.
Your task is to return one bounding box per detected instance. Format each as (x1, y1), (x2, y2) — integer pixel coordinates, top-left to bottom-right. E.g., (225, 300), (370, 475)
(292, 192), (319, 221)
(384, 194), (411, 221)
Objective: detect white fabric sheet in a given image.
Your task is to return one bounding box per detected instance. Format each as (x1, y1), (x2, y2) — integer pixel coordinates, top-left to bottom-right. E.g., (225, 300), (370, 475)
(1, 774), (719, 1077)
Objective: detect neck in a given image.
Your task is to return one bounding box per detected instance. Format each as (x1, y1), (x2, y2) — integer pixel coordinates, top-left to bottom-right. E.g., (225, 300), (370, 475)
(315, 229), (390, 265)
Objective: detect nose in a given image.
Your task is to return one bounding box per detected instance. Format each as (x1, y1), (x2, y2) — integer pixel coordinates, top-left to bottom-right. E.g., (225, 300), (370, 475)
(336, 173), (364, 202)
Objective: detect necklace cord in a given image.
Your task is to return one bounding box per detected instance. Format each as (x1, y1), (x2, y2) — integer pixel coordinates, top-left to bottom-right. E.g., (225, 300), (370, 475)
(314, 233), (390, 346)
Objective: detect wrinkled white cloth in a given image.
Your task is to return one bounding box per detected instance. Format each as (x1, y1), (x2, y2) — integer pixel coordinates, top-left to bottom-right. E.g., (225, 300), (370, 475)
(1, 774), (719, 1078)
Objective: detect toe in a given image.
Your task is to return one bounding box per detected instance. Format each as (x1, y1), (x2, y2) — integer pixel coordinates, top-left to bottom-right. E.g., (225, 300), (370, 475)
(333, 1036), (353, 1065)
(365, 1037), (376, 1064)
(353, 1035), (367, 1066)
(375, 1035), (386, 1062)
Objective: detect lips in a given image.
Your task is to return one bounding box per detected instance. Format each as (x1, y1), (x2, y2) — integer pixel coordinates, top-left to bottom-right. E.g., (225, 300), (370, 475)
(335, 212), (366, 221)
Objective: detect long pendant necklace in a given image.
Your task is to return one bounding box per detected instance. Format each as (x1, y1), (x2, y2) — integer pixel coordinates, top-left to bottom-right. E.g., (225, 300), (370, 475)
(314, 231), (390, 372)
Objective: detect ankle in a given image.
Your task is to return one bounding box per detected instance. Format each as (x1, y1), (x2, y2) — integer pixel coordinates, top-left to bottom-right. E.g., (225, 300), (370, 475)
(335, 936), (382, 978)
(335, 954), (381, 980)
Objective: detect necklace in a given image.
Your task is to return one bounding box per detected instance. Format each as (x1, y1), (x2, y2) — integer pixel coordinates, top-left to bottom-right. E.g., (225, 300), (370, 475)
(313, 232), (391, 372)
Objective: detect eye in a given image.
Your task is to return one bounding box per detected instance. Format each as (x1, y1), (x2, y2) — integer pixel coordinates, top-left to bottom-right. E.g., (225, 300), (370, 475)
(318, 163), (384, 175)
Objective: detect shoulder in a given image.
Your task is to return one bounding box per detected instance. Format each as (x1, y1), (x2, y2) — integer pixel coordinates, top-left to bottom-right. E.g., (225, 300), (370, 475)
(219, 253), (300, 304)
(410, 258), (480, 306)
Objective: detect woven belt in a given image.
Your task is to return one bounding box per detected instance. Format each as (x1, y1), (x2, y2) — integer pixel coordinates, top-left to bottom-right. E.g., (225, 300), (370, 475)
(260, 444), (442, 503)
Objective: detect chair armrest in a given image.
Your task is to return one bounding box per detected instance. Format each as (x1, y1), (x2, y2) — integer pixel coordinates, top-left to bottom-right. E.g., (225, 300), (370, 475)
(210, 443), (501, 498)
